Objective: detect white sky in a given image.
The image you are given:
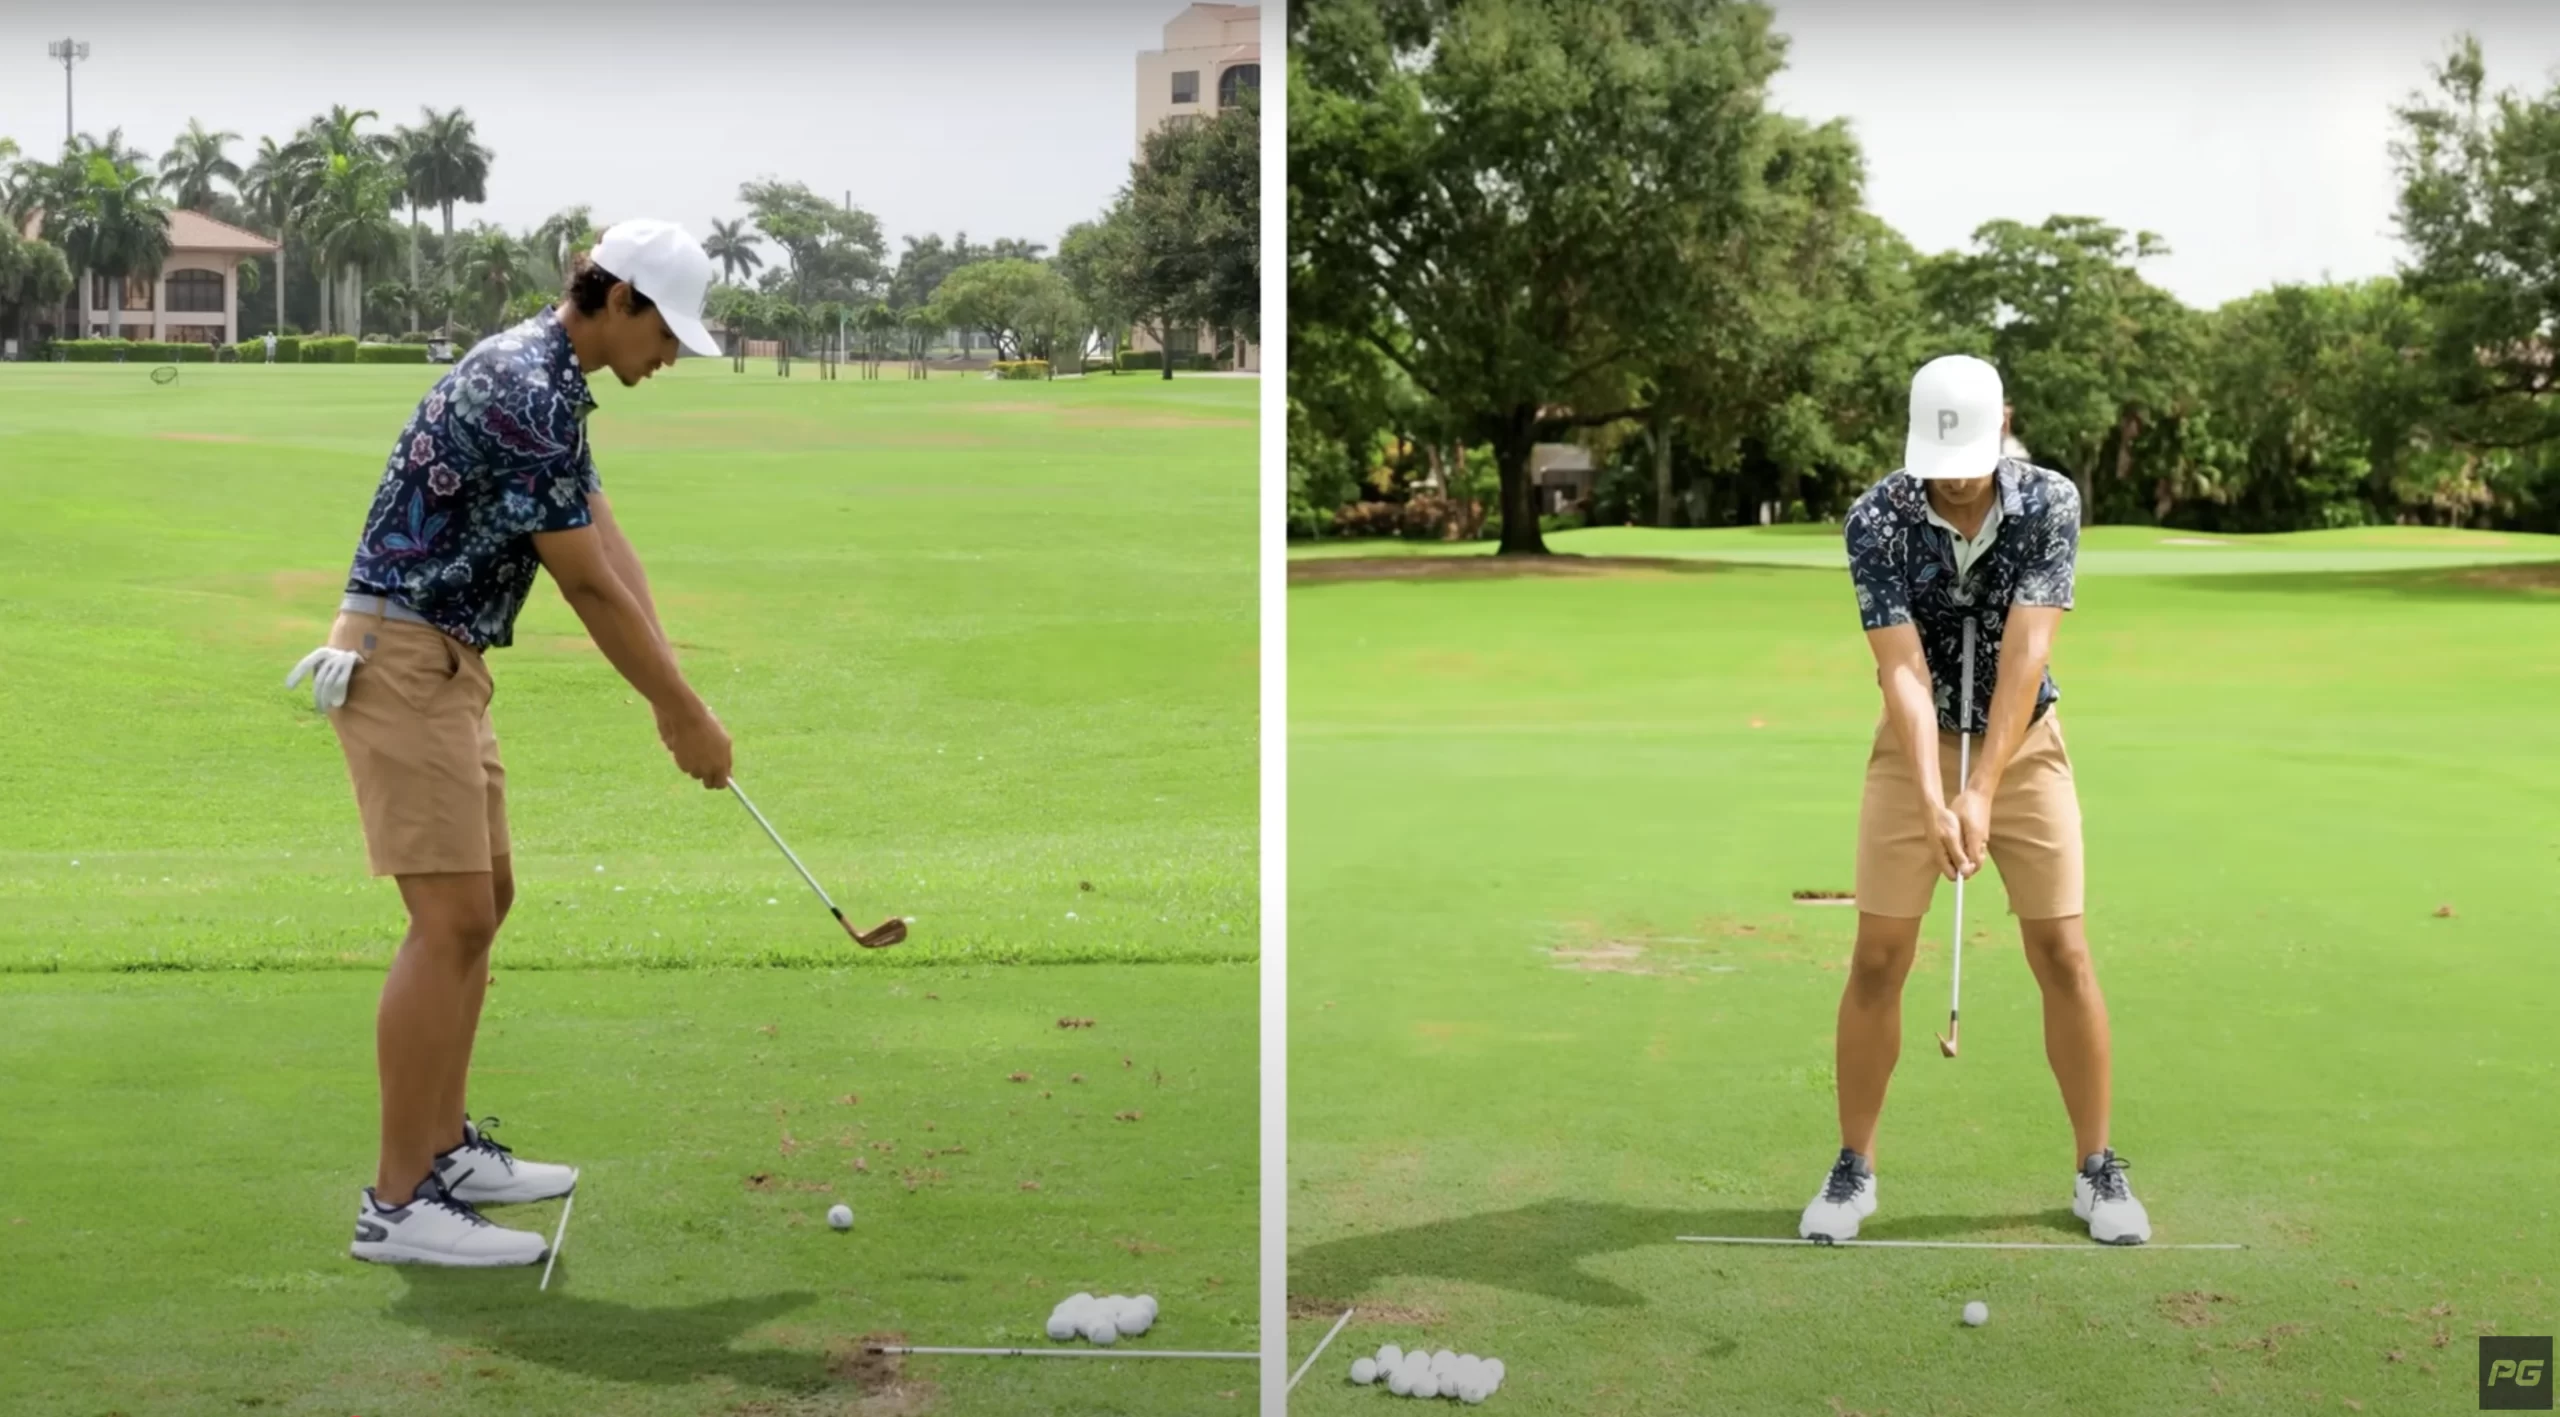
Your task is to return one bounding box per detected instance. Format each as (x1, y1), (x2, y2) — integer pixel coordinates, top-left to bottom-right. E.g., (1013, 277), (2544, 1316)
(1763, 0), (2560, 309)
(0, 0), (1203, 258)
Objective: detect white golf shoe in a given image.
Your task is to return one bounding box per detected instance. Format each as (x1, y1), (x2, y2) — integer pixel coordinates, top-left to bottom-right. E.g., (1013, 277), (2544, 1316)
(1799, 1147), (1878, 1243)
(350, 1171), (549, 1267)
(2074, 1148), (2151, 1245)
(435, 1117), (578, 1206)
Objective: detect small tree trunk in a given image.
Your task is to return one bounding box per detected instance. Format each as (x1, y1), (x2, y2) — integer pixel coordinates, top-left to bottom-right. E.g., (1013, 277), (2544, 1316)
(275, 239), (287, 335)
(1495, 427), (1548, 556)
(1653, 416), (1676, 528)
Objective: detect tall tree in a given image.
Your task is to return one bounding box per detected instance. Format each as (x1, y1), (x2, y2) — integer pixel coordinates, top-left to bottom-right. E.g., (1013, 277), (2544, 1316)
(1292, 0), (1793, 553)
(705, 217), (764, 285)
(448, 225), (533, 333)
(241, 135), (316, 335)
(740, 180), (887, 305)
(1919, 216), (2197, 522)
(2392, 33), (2560, 454)
(403, 106), (491, 241)
(57, 154), (173, 339)
(305, 149), (403, 335)
(0, 221), (74, 350)
(157, 120), (241, 213)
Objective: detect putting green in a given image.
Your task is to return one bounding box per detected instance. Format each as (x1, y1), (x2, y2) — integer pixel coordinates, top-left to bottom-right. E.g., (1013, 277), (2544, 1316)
(1287, 550), (2560, 1414)
(0, 360), (1258, 1415)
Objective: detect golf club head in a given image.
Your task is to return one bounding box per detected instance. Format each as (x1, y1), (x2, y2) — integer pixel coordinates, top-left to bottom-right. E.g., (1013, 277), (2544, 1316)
(836, 909), (907, 949)
(1937, 1018), (1960, 1058)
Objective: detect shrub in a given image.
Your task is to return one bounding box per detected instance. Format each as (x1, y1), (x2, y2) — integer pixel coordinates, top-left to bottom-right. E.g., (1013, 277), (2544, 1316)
(273, 335), (301, 363)
(54, 340), (131, 362)
(992, 359), (1049, 381)
(354, 343), (430, 365)
(301, 336), (358, 364)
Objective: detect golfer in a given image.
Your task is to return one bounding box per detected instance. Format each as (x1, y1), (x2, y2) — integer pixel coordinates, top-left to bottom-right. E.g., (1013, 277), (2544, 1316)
(285, 218), (732, 1266)
(1797, 353), (2151, 1247)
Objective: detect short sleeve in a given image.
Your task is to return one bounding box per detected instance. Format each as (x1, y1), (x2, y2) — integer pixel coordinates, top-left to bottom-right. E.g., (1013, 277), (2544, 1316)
(2013, 479), (2080, 610)
(467, 391), (594, 538)
(1844, 496), (1910, 630)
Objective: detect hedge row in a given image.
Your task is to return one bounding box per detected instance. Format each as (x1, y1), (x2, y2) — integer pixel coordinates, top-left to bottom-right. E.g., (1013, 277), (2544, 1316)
(1115, 349), (1226, 372)
(53, 339), (224, 363)
(354, 343), (429, 364)
(992, 360), (1050, 381)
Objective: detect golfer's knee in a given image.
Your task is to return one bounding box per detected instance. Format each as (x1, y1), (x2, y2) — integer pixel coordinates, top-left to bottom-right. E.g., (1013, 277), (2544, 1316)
(2022, 918), (2095, 991)
(420, 908), (500, 962)
(1844, 947), (1913, 1001)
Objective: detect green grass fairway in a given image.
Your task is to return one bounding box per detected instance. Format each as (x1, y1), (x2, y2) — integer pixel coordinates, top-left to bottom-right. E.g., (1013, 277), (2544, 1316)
(1287, 539), (2560, 1415)
(0, 361), (1257, 1415)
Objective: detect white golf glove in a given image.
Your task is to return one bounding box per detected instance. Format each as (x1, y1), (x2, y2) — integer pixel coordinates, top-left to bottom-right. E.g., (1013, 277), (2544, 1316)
(285, 646), (363, 712)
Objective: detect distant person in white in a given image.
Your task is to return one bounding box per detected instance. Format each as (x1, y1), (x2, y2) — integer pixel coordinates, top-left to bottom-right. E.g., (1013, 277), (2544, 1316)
(265, 331), (278, 364)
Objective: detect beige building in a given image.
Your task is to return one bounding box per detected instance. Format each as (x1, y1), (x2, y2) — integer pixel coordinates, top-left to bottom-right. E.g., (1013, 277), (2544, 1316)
(23, 209), (276, 346)
(1132, 2), (1260, 373)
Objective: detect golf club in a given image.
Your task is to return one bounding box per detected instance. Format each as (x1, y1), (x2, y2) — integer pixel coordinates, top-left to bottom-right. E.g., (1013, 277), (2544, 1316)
(1938, 615), (1977, 1060)
(727, 777), (907, 949)
(538, 1170), (580, 1291)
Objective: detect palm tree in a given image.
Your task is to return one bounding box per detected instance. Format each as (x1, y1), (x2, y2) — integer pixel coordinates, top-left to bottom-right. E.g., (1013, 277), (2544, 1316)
(404, 107), (490, 242)
(57, 155), (173, 340)
(447, 225), (532, 333)
(240, 135), (316, 334)
(531, 206), (596, 284)
(72, 129), (152, 171)
(705, 218), (764, 286)
(158, 120), (242, 213)
(304, 150), (401, 336)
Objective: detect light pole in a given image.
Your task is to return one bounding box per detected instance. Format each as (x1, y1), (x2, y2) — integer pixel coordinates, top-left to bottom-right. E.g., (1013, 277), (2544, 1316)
(47, 39), (89, 148)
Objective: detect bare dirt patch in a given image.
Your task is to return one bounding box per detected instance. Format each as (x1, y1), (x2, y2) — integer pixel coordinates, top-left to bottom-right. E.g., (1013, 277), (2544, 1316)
(2452, 561), (2560, 593)
(2159, 1291), (2237, 1328)
(1552, 941), (1654, 974)
(1290, 554), (1729, 585)
(824, 1334), (939, 1417)
(1290, 1296), (1444, 1325)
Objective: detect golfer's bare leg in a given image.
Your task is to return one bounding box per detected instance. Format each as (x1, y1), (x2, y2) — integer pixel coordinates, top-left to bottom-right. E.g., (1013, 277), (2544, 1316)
(1838, 912), (1923, 1161)
(377, 871), (498, 1203)
(2019, 914), (2110, 1163)
(437, 855), (513, 1142)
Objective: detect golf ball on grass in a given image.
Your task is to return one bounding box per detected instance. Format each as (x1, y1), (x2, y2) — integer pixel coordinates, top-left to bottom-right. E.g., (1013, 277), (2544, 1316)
(1350, 1357), (1379, 1385)
(1963, 1301), (1989, 1327)
(1386, 1367), (1414, 1396)
(826, 1204), (852, 1230)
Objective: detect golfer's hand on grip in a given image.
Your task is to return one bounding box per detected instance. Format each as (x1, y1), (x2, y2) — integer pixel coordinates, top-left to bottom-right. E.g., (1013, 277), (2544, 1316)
(658, 700), (732, 788)
(1950, 788), (1991, 878)
(1928, 801), (1971, 881)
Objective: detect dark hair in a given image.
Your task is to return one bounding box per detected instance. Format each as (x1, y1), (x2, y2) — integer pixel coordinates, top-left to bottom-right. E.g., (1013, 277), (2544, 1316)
(565, 252), (656, 318)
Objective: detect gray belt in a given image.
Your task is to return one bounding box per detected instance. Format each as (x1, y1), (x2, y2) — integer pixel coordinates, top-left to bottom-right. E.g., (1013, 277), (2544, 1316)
(339, 592), (434, 628)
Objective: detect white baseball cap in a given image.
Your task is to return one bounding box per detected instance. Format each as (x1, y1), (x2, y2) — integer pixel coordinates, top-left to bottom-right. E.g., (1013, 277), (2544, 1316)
(590, 218), (722, 358)
(1904, 354), (2007, 480)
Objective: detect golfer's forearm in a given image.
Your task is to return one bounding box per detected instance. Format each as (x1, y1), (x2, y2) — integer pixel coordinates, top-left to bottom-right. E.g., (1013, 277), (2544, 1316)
(599, 529), (667, 647)
(561, 580), (699, 716)
(1969, 668), (2041, 796)
(1882, 666), (1947, 809)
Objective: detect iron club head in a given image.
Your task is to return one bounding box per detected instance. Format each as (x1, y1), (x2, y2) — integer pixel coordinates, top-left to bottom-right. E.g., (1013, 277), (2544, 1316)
(835, 908), (907, 949)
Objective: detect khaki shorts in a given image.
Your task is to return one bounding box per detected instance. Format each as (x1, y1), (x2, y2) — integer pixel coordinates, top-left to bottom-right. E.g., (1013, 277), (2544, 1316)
(324, 611), (509, 877)
(1854, 711), (2084, 920)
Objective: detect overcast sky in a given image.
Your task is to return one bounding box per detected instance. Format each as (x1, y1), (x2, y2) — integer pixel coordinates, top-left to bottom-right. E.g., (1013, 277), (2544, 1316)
(1763, 0), (2560, 309)
(0, 0), (1214, 258)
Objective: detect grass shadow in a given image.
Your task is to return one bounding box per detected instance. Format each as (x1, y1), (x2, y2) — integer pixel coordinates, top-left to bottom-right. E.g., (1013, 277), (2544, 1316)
(388, 1270), (830, 1392)
(2156, 560), (2560, 604)
(1293, 1199), (2095, 1309)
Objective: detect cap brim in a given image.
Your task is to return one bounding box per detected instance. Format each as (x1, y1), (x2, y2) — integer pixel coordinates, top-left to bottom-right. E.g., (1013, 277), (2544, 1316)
(1905, 433), (2002, 480)
(662, 307), (724, 359)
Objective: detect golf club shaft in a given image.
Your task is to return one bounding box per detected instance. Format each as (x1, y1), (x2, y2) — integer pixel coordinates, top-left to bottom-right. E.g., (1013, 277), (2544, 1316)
(728, 778), (840, 914)
(1287, 1308), (1355, 1392)
(539, 1174), (579, 1292)
(867, 1346), (1258, 1360)
(1948, 617), (1977, 1047)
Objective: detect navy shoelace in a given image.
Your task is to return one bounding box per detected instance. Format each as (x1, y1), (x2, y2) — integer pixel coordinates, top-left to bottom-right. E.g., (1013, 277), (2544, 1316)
(464, 1116), (518, 1171)
(1822, 1152), (1867, 1204)
(2085, 1152), (2132, 1202)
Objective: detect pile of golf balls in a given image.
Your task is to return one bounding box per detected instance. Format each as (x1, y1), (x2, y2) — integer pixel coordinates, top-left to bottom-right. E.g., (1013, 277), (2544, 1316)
(1349, 1345), (1504, 1403)
(1045, 1292), (1157, 1346)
